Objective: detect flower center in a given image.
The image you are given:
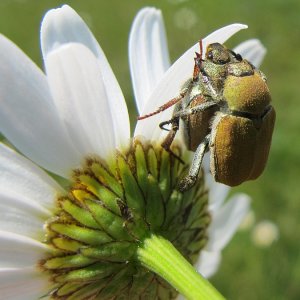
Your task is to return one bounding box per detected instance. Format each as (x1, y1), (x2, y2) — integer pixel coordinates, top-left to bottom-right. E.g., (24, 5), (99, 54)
(41, 139), (210, 299)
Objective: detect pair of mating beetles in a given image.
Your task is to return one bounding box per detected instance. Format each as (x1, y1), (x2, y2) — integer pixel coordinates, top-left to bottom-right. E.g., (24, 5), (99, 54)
(139, 41), (275, 192)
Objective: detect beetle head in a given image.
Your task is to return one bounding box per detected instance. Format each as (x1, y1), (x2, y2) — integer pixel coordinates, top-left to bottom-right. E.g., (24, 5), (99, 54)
(198, 43), (238, 93)
(206, 43), (231, 65)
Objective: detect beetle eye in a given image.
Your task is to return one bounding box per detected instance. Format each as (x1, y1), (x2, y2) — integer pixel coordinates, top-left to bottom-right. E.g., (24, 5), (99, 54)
(207, 51), (213, 60)
(206, 44), (230, 65)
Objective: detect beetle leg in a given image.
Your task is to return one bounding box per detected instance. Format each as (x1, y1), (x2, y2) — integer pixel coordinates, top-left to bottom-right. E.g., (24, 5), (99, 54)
(161, 117), (179, 149)
(160, 116), (185, 164)
(174, 101), (218, 118)
(159, 99), (184, 131)
(178, 134), (211, 192)
(159, 117), (178, 131)
(158, 102), (184, 163)
(138, 90), (188, 120)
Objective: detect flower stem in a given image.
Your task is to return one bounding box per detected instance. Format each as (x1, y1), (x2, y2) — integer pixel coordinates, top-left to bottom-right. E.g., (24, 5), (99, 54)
(137, 234), (226, 300)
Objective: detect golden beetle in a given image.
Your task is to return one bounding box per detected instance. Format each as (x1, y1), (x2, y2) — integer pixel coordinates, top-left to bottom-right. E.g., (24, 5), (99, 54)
(138, 41), (275, 191)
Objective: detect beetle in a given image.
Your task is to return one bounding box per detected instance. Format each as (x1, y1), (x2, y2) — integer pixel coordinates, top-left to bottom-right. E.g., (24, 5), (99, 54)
(138, 41), (275, 192)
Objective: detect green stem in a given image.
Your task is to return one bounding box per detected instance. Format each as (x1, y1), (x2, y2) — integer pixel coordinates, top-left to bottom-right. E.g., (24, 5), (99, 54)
(137, 234), (226, 300)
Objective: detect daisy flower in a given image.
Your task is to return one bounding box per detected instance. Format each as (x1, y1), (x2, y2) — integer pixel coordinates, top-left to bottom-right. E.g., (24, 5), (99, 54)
(0, 5), (266, 300)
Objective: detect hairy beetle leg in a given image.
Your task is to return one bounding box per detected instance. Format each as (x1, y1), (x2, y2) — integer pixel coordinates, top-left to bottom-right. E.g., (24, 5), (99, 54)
(178, 134), (211, 192)
(174, 101), (218, 118)
(137, 92), (187, 120)
(159, 117), (185, 164)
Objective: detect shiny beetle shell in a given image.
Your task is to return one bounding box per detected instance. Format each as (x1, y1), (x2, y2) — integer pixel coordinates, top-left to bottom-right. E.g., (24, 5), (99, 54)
(210, 107), (275, 186)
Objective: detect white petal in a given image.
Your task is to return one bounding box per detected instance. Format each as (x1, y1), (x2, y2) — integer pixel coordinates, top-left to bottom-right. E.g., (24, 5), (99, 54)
(0, 267), (48, 300)
(206, 193), (251, 251)
(251, 220), (279, 247)
(41, 5), (100, 58)
(0, 231), (50, 268)
(0, 35), (81, 177)
(129, 7), (170, 114)
(41, 5), (130, 148)
(45, 43), (127, 158)
(0, 192), (47, 239)
(203, 153), (231, 212)
(196, 250), (221, 278)
(233, 39), (266, 68)
(135, 24), (248, 141)
(0, 143), (61, 211)
(208, 181), (230, 213)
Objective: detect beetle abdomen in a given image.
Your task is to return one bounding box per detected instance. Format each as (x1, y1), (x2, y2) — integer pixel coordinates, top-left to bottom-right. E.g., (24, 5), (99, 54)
(210, 108), (275, 186)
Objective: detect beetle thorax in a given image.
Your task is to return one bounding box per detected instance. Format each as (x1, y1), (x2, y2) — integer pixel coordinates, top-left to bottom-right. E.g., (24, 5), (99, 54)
(223, 69), (272, 116)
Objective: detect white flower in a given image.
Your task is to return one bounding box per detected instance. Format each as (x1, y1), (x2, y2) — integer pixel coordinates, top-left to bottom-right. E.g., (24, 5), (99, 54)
(251, 220), (279, 247)
(0, 5), (266, 299)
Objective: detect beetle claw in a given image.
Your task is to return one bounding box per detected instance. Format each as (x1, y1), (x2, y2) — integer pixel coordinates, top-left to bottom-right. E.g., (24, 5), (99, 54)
(178, 175), (197, 192)
(170, 151), (185, 164)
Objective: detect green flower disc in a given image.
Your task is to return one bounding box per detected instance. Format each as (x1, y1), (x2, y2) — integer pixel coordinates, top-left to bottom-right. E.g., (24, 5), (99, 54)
(41, 139), (210, 299)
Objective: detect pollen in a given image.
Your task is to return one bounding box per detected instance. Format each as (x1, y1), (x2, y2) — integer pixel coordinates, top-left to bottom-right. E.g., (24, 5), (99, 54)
(41, 139), (210, 299)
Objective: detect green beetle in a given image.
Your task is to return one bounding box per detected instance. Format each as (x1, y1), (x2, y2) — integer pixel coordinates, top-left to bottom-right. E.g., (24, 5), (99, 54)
(138, 42), (275, 191)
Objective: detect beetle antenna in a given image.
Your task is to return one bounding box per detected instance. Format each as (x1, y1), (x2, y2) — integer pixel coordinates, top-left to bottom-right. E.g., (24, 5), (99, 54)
(193, 53), (201, 80)
(193, 40), (204, 81)
(199, 39), (203, 58)
(138, 94), (185, 120)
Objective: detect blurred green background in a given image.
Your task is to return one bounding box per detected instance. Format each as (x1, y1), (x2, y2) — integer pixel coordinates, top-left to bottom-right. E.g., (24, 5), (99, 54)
(0, 0), (299, 299)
